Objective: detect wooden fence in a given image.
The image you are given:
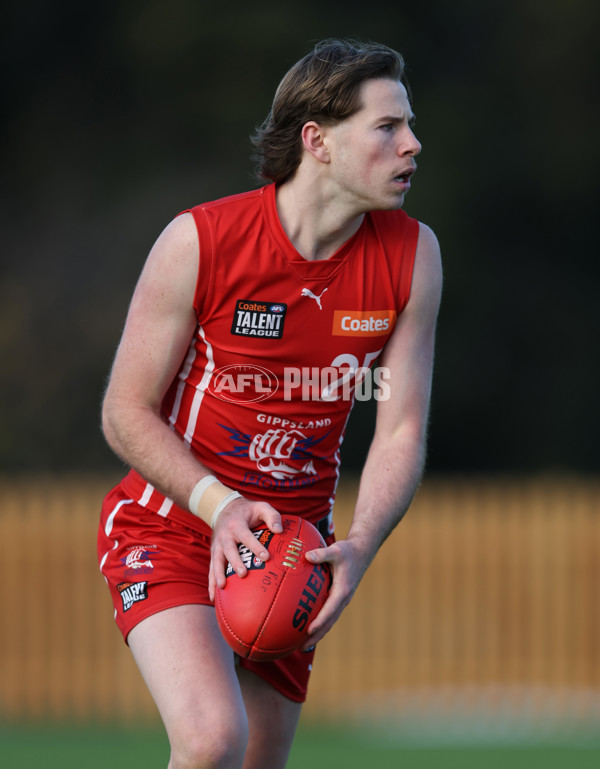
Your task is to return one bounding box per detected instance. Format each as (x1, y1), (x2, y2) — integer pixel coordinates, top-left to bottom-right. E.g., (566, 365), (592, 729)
(0, 474), (598, 729)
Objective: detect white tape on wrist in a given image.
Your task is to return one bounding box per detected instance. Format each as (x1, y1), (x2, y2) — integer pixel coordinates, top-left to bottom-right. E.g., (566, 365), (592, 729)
(188, 475), (219, 519)
(210, 490), (242, 529)
(188, 476), (242, 529)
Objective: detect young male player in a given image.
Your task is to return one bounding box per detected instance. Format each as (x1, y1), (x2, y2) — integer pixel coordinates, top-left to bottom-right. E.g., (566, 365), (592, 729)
(98, 38), (442, 769)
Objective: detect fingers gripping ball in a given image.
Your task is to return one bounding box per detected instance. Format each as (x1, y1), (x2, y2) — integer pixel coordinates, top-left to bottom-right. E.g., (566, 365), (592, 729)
(215, 515), (332, 661)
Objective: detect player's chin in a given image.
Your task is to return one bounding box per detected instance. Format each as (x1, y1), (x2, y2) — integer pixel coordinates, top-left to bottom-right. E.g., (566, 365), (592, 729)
(373, 191), (406, 211)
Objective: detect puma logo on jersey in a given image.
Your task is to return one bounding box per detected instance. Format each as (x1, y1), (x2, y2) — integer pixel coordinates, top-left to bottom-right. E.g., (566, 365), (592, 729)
(301, 288), (328, 310)
(332, 310), (397, 337)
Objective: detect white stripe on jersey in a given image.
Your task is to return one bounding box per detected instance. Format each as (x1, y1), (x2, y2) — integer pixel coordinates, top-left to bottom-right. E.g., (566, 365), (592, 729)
(99, 497), (134, 572)
(328, 402), (353, 518)
(184, 325), (215, 445)
(122, 328), (214, 521)
(169, 327), (200, 428)
(157, 497), (174, 517)
(139, 483), (154, 507)
(103, 497), (134, 538)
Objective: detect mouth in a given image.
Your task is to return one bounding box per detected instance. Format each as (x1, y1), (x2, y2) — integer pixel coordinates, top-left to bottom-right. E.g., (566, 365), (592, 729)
(393, 168), (415, 186)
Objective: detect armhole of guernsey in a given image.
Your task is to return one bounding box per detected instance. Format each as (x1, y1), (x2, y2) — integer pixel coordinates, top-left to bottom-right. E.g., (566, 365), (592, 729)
(396, 216), (420, 313)
(178, 206), (215, 321)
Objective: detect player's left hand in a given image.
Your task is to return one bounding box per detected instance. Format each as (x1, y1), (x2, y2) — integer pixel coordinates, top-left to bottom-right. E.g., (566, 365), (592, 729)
(300, 539), (370, 649)
(208, 497), (282, 602)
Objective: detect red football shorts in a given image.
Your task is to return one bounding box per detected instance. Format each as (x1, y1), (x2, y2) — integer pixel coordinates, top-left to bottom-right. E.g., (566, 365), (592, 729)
(97, 483), (332, 703)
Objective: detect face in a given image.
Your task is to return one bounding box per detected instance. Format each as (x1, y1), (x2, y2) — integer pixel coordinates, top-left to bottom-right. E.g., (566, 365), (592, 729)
(323, 78), (421, 212)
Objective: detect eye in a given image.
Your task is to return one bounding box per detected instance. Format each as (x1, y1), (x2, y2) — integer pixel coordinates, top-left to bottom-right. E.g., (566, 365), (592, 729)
(379, 123), (395, 132)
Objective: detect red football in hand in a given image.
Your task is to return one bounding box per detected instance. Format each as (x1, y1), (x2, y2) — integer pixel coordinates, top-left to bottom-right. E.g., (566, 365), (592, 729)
(215, 515), (332, 661)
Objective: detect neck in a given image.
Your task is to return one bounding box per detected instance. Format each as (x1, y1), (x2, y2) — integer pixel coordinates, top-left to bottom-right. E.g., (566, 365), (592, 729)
(275, 173), (364, 261)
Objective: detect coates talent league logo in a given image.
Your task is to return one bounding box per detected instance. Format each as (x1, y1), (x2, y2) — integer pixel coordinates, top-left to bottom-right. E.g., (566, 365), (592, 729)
(231, 299), (287, 339)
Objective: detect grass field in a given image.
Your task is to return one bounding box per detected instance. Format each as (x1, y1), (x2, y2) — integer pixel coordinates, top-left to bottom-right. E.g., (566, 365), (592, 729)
(2, 722), (599, 768)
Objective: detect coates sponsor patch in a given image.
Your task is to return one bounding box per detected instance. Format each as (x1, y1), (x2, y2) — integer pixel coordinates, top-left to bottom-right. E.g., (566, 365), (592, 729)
(332, 309), (397, 337)
(231, 300), (287, 339)
(117, 581), (148, 612)
(225, 529), (275, 578)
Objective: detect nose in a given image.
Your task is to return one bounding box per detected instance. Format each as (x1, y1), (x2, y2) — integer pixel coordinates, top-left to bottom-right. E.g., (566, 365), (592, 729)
(400, 127), (422, 157)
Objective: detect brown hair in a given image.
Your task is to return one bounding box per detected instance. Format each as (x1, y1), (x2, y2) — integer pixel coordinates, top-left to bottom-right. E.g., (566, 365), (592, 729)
(251, 38), (407, 183)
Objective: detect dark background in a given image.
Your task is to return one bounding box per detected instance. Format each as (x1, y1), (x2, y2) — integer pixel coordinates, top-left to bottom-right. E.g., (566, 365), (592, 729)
(1, 0), (598, 475)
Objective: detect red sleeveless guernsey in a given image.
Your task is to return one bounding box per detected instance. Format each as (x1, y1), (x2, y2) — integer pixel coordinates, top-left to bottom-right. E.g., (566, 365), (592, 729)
(121, 183), (419, 534)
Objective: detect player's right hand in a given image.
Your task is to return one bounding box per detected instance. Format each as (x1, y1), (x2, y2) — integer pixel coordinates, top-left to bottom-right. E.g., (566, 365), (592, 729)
(300, 538), (369, 648)
(208, 498), (282, 601)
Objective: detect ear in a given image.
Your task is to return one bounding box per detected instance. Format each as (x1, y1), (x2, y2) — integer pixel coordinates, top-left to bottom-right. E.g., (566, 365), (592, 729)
(301, 121), (330, 164)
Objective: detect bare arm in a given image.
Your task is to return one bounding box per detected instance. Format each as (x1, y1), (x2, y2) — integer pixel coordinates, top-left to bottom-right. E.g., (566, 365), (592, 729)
(304, 222), (443, 645)
(102, 213), (282, 593)
(102, 213), (203, 503)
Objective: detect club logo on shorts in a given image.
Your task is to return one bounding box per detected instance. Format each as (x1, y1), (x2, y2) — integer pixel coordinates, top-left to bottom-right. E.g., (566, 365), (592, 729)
(231, 300), (287, 339)
(121, 545), (159, 576)
(117, 581), (149, 612)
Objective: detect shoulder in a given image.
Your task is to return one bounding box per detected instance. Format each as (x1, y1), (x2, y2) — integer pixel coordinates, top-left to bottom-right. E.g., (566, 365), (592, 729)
(181, 187), (270, 247)
(158, 186), (266, 262)
(185, 186), (268, 219)
(414, 221), (442, 279)
(369, 207), (418, 236)
(367, 209), (421, 267)
(367, 210), (441, 274)
(144, 211), (199, 275)
(134, 211), (200, 302)
(416, 220), (440, 254)
(408, 221), (443, 318)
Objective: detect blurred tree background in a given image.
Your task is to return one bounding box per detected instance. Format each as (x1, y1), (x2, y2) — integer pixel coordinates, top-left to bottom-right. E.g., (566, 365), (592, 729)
(1, 0), (598, 475)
